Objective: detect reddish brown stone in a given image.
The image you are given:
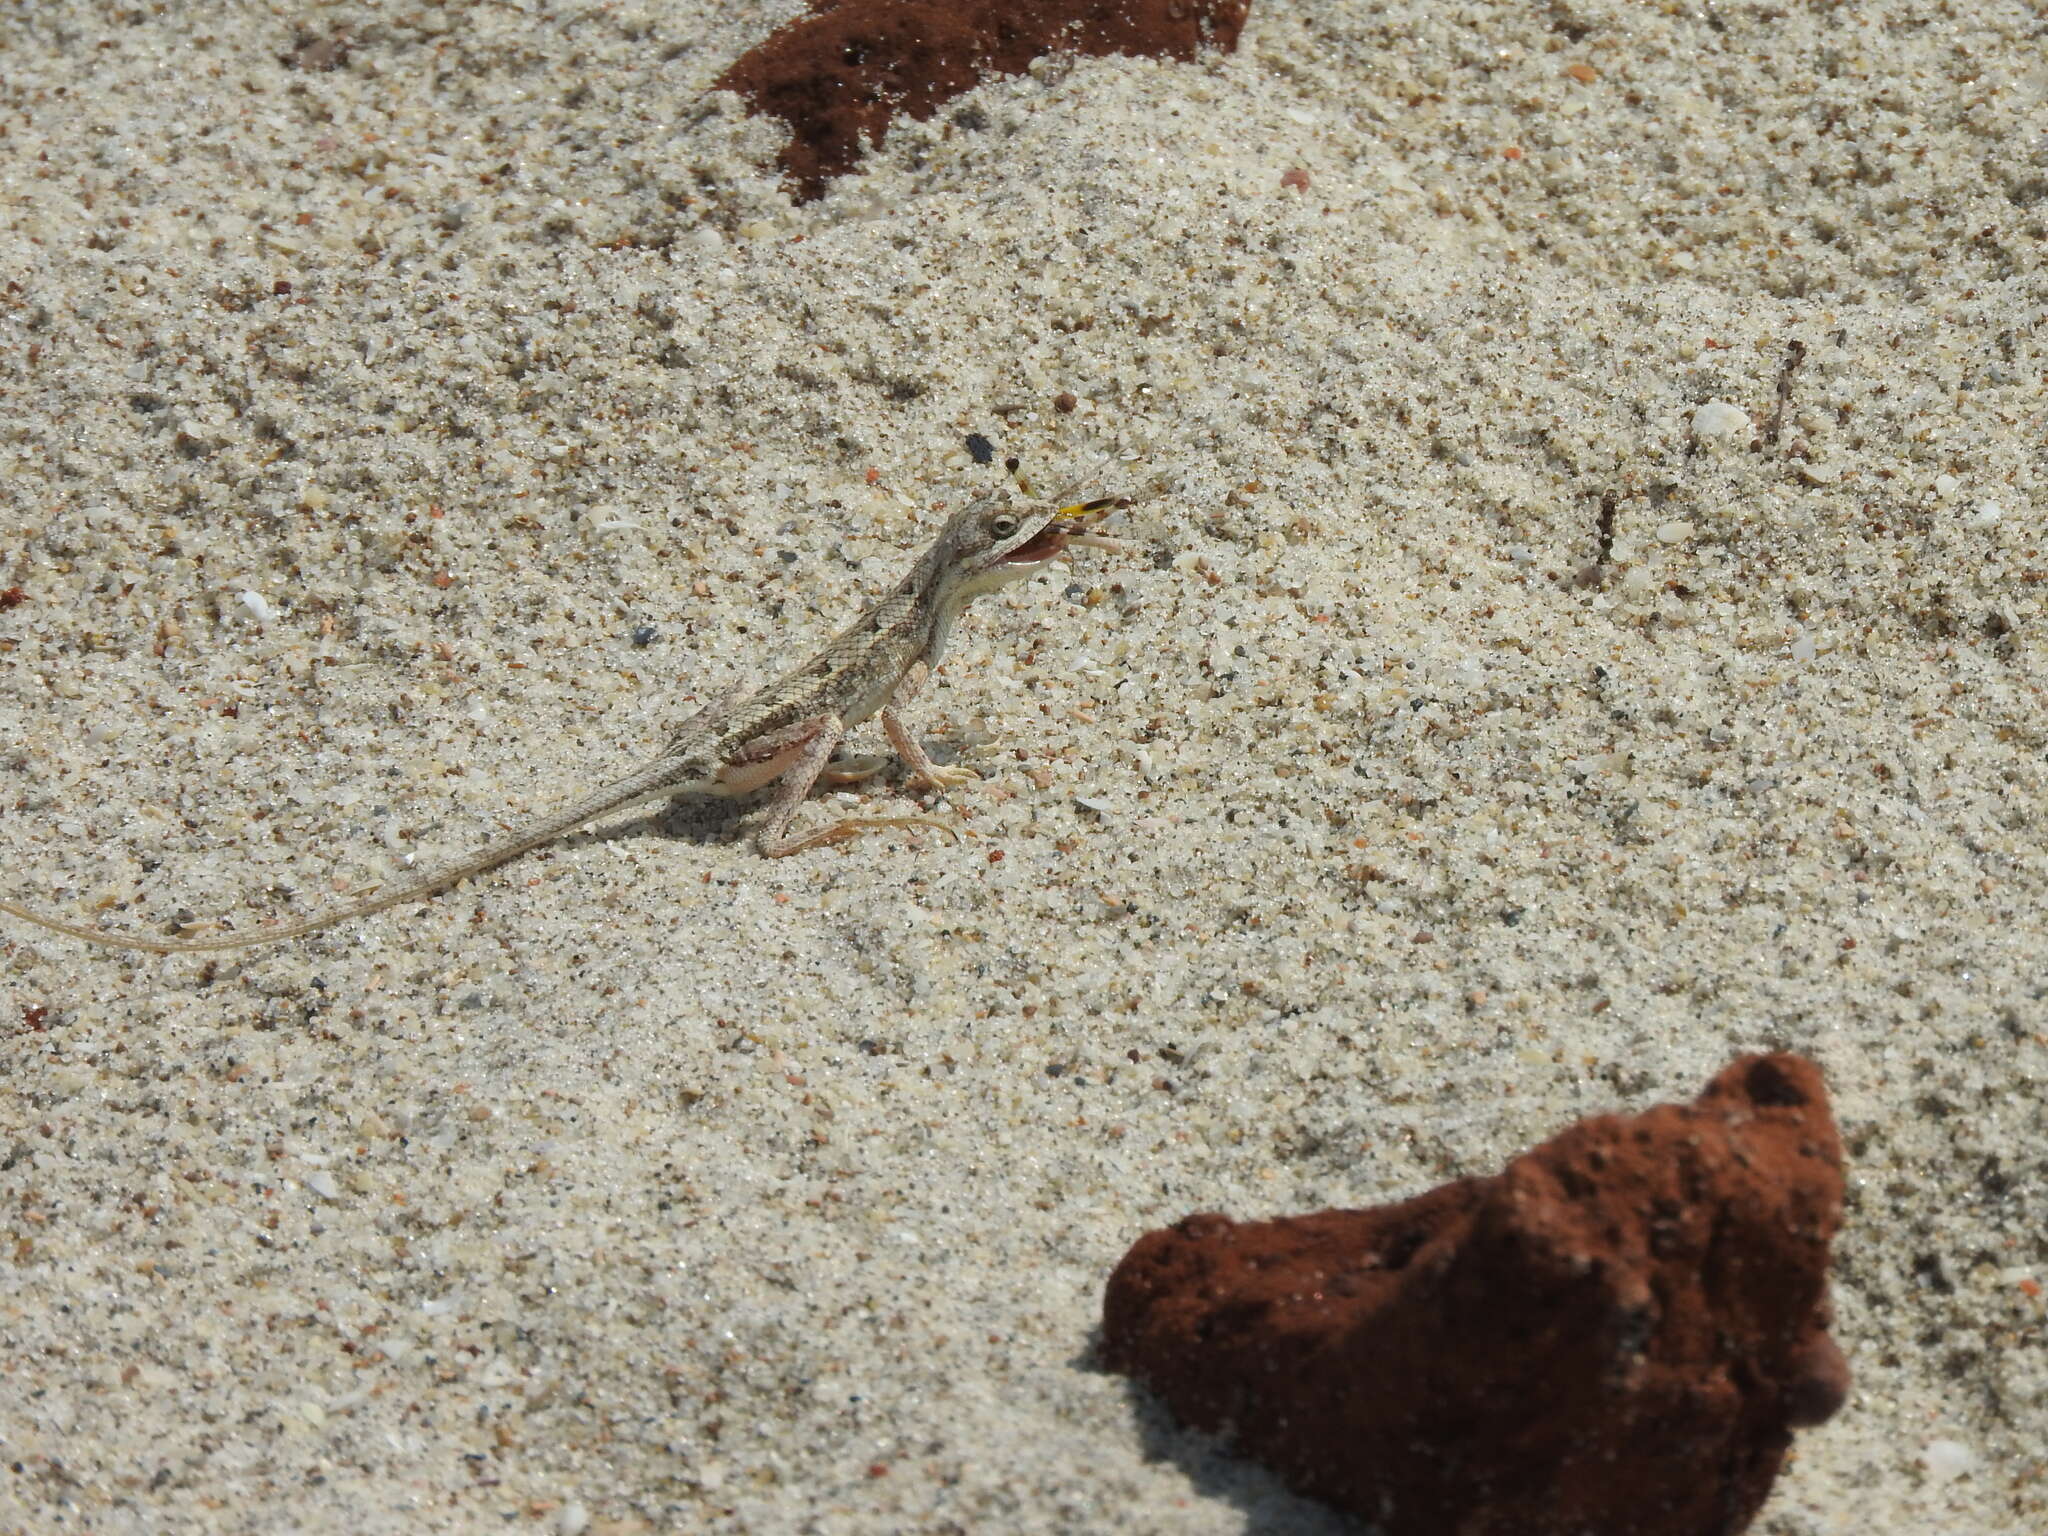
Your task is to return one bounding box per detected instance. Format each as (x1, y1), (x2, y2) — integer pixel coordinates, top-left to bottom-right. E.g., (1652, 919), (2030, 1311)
(715, 0), (1253, 201)
(1101, 1054), (1848, 1536)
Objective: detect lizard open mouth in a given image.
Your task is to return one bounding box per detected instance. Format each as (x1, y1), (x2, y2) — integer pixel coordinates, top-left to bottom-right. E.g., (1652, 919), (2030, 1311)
(1004, 498), (1126, 564)
(1004, 526), (1070, 564)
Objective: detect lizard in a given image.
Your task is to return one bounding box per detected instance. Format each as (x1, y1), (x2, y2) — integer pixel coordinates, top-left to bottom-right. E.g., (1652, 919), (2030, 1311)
(0, 478), (1124, 953)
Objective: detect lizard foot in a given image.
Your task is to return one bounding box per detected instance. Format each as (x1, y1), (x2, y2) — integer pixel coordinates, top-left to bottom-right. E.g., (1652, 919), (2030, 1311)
(912, 763), (980, 793)
(774, 815), (960, 855)
(816, 753), (889, 787)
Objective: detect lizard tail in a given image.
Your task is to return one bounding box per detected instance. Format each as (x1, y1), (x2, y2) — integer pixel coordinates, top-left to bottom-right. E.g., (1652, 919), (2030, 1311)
(0, 753), (703, 954)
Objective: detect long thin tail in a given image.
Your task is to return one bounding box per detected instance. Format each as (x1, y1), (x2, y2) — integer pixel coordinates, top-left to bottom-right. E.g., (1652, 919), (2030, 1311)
(0, 754), (701, 954)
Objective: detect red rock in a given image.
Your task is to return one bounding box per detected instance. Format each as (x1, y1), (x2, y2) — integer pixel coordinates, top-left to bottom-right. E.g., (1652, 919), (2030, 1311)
(715, 0), (1253, 201)
(1100, 1053), (1848, 1536)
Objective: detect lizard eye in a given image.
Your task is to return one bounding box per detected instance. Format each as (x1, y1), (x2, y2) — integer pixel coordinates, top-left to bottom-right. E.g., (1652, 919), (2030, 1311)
(988, 514), (1019, 539)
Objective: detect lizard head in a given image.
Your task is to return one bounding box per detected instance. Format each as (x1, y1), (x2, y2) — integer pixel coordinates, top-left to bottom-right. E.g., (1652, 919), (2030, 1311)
(937, 494), (1126, 602)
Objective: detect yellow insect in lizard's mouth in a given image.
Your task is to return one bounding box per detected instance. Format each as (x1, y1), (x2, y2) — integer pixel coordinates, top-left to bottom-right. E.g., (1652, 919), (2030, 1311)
(1004, 499), (1125, 564)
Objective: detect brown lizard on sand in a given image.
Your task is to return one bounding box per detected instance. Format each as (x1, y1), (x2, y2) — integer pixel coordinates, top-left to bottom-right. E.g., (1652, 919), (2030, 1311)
(0, 479), (1123, 952)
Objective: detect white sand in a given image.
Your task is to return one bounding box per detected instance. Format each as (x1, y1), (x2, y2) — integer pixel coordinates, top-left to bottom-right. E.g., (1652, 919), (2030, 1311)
(1, 1), (2042, 1530)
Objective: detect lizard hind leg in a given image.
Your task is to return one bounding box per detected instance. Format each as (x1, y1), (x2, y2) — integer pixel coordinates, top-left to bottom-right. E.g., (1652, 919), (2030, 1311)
(741, 712), (957, 857)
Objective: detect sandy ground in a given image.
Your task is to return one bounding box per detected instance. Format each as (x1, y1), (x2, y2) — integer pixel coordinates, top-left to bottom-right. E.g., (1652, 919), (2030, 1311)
(1, 1), (2043, 1531)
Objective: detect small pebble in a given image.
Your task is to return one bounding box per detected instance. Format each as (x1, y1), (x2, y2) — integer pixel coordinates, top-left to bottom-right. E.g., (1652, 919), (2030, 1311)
(1692, 401), (1750, 439)
(238, 590), (276, 624)
(1920, 1438), (1975, 1483)
(631, 624), (658, 647)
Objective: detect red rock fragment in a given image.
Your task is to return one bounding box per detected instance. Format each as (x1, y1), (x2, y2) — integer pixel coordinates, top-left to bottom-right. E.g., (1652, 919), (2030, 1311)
(715, 0), (1253, 201)
(1101, 1053), (1848, 1536)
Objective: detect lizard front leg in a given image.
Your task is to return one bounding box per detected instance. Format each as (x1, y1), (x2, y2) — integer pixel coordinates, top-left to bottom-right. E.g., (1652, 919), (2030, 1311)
(882, 659), (980, 792)
(725, 714), (955, 857)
